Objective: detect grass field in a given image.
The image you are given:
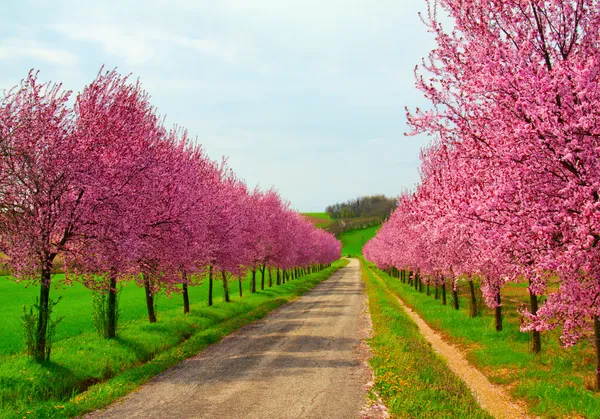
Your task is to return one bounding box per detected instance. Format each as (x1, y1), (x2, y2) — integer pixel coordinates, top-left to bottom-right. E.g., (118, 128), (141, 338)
(301, 212), (333, 229)
(361, 259), (491, 418)
(0, 261), (347, 419)
(1, 270), (260, 356)
(338, 225), (379, 256)
(365, 261), (600, 418)
(301, 212), (330, 220)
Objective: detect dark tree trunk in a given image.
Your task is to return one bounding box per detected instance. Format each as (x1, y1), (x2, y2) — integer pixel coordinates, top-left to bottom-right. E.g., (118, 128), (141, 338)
(208, 265), (214, 307)
(34, 261), (52, 362)
(529, 285), (541, 353)
(222, 271), (230, 302)
(268, 267), (273, 287)
(261, 264), (266, 290)
(441, 280), (447, 306)
(469, 279), (478, 317)
(426, 279), (430, 296)
(495, 292), (502, 331)
(251, 268), (257, 293)
(182, 274), (190, 315)
(144, 274), (157, 323)
(595, 315), (600, 391)
(452, 284), (459, 310)
(107, 272), (118, 337)
(277, 268), (281, 285)
(238, 275), (243, 297)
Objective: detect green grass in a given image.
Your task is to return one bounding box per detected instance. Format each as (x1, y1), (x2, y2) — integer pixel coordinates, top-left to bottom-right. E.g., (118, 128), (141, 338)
(301, 212), (330, 220)
(339, 225), (379, 256)
(1, 270), (264, 356)
(0, 260), (347, 419)
(360, 259), (491, 418)
(366, 262), (600, 418)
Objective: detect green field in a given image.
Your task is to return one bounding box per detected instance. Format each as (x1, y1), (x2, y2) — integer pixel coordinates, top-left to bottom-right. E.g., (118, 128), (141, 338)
(0, 261), (347, 419)
(339, 225), (379, 256)
(361, 259), (491, 418)
(1, 271), (247, 355)
(365, 261), (600, 418)
(301, 212), (330, 220)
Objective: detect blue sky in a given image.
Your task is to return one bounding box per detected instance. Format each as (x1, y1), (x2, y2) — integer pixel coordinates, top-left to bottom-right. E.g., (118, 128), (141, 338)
(0, 0), (435, 212)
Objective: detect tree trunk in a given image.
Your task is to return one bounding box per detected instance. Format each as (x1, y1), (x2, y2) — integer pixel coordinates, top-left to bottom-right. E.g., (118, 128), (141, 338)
(238, 275), (243, 297)
(208, 265), (214, 307)
(268, 267), (273, 287)
(441, 280), (447, 305)
(469, 279), (478, 317)
(495, 292), (502, 331)
(452, 284), (459, 310)
(182, 275), (190, 315)
(107, 273), (118, 337)
(595, 315), (600, 391)
(144, 274), (157, 323)
(261, 265), (266, 290)
(529, 285), (541, 353)
(426, 279), (430, 296)
(435, 284), (439, 299)
(222, 271), (230, 302)
(277, 268), (281, 285)
(34, 262), (52, 361)
(251, 268), (256, 293)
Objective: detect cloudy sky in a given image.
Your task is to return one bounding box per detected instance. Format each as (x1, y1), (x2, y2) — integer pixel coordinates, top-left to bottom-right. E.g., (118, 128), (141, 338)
(0, 0), (436, 212)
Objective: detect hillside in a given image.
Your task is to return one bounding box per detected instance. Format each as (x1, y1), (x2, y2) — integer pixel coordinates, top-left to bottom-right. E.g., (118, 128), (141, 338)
(338, 225), (379, 256)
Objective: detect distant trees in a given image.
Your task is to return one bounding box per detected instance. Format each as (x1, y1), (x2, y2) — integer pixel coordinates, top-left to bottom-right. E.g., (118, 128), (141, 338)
(325, 195), (397, 220)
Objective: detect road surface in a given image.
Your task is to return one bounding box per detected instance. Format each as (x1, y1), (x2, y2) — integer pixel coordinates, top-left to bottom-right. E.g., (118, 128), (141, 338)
(90, 259), (370, 419)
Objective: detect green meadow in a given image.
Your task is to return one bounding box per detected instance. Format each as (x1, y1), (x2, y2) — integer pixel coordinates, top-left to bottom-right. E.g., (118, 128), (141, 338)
(0, 261), (347, 419)
(338, 225), (379, 256)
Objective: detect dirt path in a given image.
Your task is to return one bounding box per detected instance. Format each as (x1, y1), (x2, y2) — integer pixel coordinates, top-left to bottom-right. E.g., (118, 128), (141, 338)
(374, 270), (531, 419)
(89, 259), (372, 419)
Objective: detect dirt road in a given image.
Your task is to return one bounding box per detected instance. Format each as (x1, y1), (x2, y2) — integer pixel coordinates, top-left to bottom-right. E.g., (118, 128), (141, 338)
(90, 259), (370, 419)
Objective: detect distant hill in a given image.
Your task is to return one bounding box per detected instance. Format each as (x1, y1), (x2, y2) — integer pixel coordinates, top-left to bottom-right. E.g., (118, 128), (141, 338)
(338, 225), (380, 256)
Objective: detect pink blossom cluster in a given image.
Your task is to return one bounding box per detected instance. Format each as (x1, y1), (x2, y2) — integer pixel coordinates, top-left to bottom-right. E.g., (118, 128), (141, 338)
(366, 0), (600, 352)
(0, 68), (341, 295)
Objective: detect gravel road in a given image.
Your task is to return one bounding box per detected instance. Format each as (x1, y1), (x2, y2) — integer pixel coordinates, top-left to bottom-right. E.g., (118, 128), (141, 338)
(90, 259), (370, 419)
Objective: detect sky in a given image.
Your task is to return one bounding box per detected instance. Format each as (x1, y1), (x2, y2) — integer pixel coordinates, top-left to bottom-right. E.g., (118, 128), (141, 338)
(0, 0), (437, 212)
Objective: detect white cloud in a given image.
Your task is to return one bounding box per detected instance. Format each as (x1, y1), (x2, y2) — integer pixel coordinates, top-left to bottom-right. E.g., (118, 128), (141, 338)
(1, 0), (443, 210)
(0, 38), (77, 66)
(51, 24), (247, 68)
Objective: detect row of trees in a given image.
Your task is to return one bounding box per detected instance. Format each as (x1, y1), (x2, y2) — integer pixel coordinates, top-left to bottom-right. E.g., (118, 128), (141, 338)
(365, 0), (600, 390)
(0, 69), (341, 362)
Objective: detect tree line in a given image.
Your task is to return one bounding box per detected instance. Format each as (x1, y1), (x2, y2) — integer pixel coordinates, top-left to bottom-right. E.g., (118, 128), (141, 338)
(325, 195), (397, 220)
(0, 69), (341, 362)
(366, 0), (600, 391)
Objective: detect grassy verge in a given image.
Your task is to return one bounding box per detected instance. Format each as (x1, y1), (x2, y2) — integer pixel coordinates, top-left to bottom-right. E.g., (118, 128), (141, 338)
(361, 259), (491, 418)
(0, 260), (348, 419)
(366, 262), (600, 418)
